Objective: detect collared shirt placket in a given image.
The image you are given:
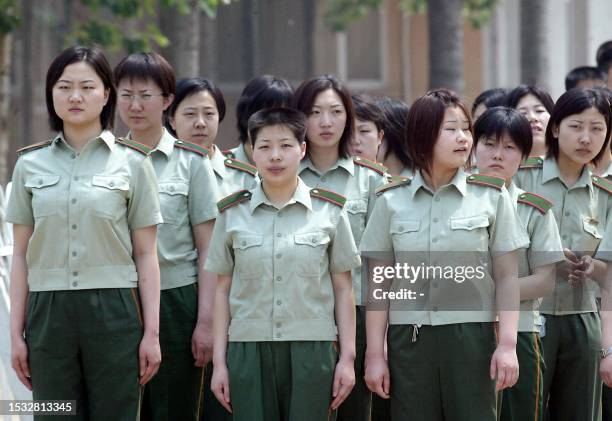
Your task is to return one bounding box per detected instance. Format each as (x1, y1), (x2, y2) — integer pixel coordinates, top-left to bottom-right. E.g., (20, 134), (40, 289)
(272, 207), (286, 340)
(67, 144), (83, 289)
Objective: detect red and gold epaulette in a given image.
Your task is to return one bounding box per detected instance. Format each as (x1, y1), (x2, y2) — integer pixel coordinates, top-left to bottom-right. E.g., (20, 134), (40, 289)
(221, 149), (236, 159)
(217, 189), (251, 212)
(592, 175), (612, 195)
(353, 156), (387, 175)
(466, 173), (505, 190)
(517, 191), (553, 214)
(224, 157), (257, 177)
(174, 140), (210, 157)
(310, 188), (346, 207)
(376, 177), (411, 196)
(116, 137), (152, 155)
(17, 140), (53, 156)
(519, 156), (544, 170)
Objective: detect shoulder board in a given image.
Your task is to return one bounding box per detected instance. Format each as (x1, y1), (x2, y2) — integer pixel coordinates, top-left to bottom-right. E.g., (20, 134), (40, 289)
(217, 190), (251, 212)
(387, 175), (411, 183)
(116, 137), (152, 155)
(353, 156), (387, 175)
(519, 156), (543, 170)
(224, 158), (257, 177)
(310, 188), (346, 207)
(17, 140), (53, 156)
(174, 140), (210, 157)
(221, 149), (236, 159)
(592, 175), (612, 195)
(466, 173), (505, 190)
(517, 191), (553, 214)
(376, 178), (411, 196)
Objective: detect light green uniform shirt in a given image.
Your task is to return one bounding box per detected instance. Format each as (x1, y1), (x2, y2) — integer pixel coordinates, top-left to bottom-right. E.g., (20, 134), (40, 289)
(508, 182), (565, 332)
(299, 155), (386, 305)
(6, 131), (162, 291)
(146, 129), (219, 290)
(209, 145), (257, 196)
(359, 169), (530, 326)
(514, 157), (611, 314)
(204, 178), (361, 342)
(228, 143), (252, 165)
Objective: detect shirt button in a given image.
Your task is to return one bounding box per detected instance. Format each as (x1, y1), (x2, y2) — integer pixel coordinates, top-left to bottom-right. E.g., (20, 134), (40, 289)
(276, 322), (281, 328)
(311, 238), (317, 243)
(565, 212), (570, 217)
(433, 306), (438, 312)
(278, 213), (283, 218)
(562, 235), (567, 240)
(72, 251), (77, 257)
(169, 186), (175, 192)
(276, 276), (282, 282)
(72, 281), (78, 287)
(109, 181), (115, 187)
(432, 282), (438, 288)
(37, 179), (42, 185)
(432, 238), (438, 243)
(73, 271), (78, 277)
(321, 176), (327, 182)
(276, 253), (282, 259)
(276, 233), (282, 238)
(434, 197), (440, 202)
(276, 300), (282, 306)
(433, 217), (439, 223)
(72, 224), (77, 230)
(70, 153), (76, 159)
(276, 332), (282, 338)
(73, 176), (79, 181)
(241, 241), (246, 246)
(71, 198), (77, 204)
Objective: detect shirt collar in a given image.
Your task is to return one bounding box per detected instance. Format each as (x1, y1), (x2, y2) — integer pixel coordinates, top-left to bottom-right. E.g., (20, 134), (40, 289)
(542, 156), (593, 191)
(209, 145), (227, 178)
(249, 177), (313, 213)
(144, 128), (175, 157)
(299, 155), (354, 176)
(53, 129), (116, 150)
(410, 168), (468, 197)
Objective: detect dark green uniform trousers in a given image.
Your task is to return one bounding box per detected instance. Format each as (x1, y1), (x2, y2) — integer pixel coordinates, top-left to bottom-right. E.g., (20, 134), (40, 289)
(201, 361), (233, 421)
(26, 289), (143, 421)
(227, 341), (338, 421)
(603, 385), (612, 421)
(500, 332), (545, 421)
(337, 305), (371, 421)
(388, 323), (497, 421)
(541, 313), (602, 421)
(141, 284), (205, 421)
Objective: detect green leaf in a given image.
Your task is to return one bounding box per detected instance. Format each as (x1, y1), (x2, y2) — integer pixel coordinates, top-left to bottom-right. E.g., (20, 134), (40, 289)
(0, 0), (20, 35)
(324, 0), (382, 32)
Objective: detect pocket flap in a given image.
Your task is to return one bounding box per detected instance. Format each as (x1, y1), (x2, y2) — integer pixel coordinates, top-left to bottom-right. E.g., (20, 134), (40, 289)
(582, 217), (603, 239)
(390, 219), (420, 234)
(92, 175), (129, 191)
(345, 199), (367, 214)
(294, 231), (331, 247)
(233, 234), (264, 250)
(25, 174), (60, 188)
(450, 215), (489, 230)
(159, 182), (189, 196)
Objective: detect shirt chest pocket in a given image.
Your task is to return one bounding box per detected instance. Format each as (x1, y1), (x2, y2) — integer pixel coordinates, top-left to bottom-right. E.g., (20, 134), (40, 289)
(25, 175), (61, 218)
(390, 219), (420, 250)
(294, 231), (331, 276)
(450, 214), (490, 251)
(90, 175), (129, 220)
(232, 234), (265, 279)
(159, 182), (189, 226)
(580, 217), (603, 252)
(346, 198), (368, 244)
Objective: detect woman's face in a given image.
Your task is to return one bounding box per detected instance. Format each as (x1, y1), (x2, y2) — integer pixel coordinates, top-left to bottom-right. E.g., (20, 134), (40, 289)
(348, 119), (383, 161)
(117, 77), (173, 135)
(516, 94), (550, 154)
(475, 133), (523, 181)
(52, 61), (109, 129)
(306, 89), (347, 152)
(169, 90), (219, 146)
(431, 106), (473, 172)
(553, 106), (607, 166)
(252, 124), (306, 188)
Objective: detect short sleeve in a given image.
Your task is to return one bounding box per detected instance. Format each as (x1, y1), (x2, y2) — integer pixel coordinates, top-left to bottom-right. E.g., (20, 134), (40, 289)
(489, 188), (530, 255)
(204, 211), (235, 275)
(127, 157), (163, 229)
(596, 197), (612, 262)
(359, 195), (394, 257)
(189, 156), (220, 225)
(528, 210), (565, 268)
(6, 159), (34, 226)
(328, 209), (361, 273)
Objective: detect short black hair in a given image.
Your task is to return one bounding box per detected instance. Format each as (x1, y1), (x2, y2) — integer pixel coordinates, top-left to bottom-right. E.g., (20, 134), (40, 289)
(546, 88), (612, 164)
(166, 77), (226, 137)
(564, 66), (605, 91)
(114, 52), (176, 97)
(375, 97), (412, 169)
(236, 75), (294, 144)
(474, 106), (533, 159)
(596, 40), (612, 73)
(293, 75), (355, 159)
(506, 85), (554, 114)
(46, 46), (116, 132)
(247, 107), (307, 146)
(352, 94), (384, 131)
(471, 88), (507, 116)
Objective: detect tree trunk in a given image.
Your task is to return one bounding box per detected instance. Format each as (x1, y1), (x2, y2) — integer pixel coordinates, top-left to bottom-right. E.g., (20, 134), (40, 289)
(428, 0), (464, 94)
(520, 0), (548, 86)
(0, 33), (12, 186)
(160, 0), (200, 78)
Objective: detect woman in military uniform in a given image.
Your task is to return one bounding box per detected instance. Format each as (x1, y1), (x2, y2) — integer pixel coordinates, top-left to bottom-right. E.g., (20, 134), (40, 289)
(348, 94), (384, 163)
(114, 53), (219, 420)
(361, 89), (529, 421)
(374, 97), (412, 179)
(167, 77), (257, 197)
(513, 88), (612, 421)
(474, 106), (565, 421)
(9, 46), (162, 420)
(293, 75), (387, 421)
(206, 107), (360, 421)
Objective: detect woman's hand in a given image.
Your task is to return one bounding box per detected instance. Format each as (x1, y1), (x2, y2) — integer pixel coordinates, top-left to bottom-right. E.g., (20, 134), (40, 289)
(211, 363), (232, 413)
(11, 334), (32, 390)
(490, 343), (519, 391)
(138, 332), (161, 385)
(364, 353), (390, 399)
(191, 320), (213, 367)
(330, 356), (355, 410)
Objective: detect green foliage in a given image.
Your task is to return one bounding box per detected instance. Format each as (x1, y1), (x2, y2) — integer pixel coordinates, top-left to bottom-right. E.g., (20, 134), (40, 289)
(0, 0), (20, 35)
(326, 0), (497, 31)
